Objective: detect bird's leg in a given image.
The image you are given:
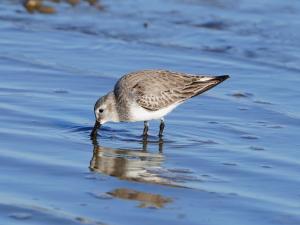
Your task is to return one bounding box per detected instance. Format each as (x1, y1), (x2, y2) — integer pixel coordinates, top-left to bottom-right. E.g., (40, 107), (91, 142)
(158, 136), (164, 153)
(143, 121), (149, 137)
(142, 137), (148, 152)
(159, 118), (165, 137)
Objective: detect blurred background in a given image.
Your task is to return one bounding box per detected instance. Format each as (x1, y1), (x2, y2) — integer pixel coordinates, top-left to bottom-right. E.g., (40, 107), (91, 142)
(0, 1), (300, 225)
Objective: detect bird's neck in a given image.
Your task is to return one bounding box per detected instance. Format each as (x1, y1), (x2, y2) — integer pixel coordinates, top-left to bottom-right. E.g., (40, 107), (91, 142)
(106, 92), (120, 122)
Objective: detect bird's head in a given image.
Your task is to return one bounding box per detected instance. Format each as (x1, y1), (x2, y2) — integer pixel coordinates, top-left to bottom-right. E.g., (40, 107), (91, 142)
(90, 92), (119, 137)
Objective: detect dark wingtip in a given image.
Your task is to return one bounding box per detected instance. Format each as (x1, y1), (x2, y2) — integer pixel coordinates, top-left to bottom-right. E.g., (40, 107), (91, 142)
(216, 75), (230, 81)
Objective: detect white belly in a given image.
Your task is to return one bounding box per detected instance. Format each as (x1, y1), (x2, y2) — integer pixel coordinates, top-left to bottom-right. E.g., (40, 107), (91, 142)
(129, 102), (180, 122)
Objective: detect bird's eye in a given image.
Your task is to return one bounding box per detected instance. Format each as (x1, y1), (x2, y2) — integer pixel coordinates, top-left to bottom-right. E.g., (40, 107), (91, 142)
(99, 109), (104, 113)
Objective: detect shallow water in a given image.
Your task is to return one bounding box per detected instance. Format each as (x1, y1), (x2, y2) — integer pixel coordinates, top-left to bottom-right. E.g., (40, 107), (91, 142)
(1, 0), (300, 224)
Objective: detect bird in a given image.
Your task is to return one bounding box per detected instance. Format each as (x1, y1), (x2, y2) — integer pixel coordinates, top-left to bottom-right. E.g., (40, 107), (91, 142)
(90, 70), (229, 138)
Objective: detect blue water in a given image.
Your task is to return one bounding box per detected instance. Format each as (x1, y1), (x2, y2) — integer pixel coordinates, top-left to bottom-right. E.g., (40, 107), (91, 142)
(1, 0), (300, 224)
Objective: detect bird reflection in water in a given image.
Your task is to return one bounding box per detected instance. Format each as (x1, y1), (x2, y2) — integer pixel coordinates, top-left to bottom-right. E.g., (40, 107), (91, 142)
(90, 137), (175, 186)
(90, 137), (174, 208)
(107, 188), (172, 209)
(90, 137), (178, 208)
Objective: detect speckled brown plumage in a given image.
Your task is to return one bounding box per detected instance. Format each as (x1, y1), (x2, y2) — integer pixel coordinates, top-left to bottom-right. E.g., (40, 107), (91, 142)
(114, 70), (229, 112)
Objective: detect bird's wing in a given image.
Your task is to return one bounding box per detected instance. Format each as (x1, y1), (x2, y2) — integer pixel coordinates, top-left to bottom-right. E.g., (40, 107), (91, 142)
(115, 70), (229, 111)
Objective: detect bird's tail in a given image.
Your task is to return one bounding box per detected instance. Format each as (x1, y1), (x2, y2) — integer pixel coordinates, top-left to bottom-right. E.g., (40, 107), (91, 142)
(181, 75), (230, 98)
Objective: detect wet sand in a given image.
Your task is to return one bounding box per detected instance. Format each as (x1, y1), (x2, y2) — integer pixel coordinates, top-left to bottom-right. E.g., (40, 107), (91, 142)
(1, 0), (300, 224)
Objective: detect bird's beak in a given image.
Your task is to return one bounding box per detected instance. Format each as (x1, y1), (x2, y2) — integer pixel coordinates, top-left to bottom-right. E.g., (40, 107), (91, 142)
(90, 121), (101, 137)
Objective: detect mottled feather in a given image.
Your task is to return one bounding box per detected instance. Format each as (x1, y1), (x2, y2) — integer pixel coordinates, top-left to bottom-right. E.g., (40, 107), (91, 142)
(114, 70), (229, 111)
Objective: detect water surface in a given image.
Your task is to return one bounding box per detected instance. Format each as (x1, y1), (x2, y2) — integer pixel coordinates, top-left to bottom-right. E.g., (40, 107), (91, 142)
(1, 0), (300, 225)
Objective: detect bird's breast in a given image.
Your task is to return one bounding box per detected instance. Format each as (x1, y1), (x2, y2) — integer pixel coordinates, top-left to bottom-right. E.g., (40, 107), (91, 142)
(128, 102), (180, 122)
